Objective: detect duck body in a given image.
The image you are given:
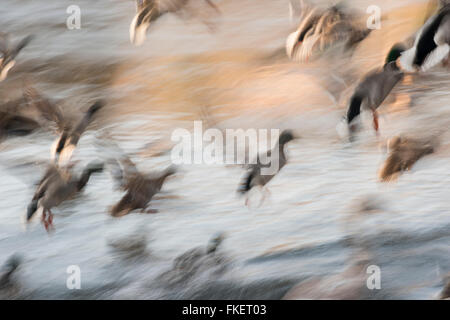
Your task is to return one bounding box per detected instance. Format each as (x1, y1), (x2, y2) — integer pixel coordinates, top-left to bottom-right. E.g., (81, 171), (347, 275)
(27, 161), (104, 231)
(238, 130), (294, 199)
(286, 3), (370, 62)
(378, 135), (435, 182)
(399, 5), (450, 71)
(130, 0), (220, 46)
(346, 44), (406, 138)
(110, 160), (176, 217)
(52, 100), (104, 165)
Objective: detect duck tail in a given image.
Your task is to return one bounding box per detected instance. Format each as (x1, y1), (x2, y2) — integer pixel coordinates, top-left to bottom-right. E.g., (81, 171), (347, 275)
(346, 93), (363, 125)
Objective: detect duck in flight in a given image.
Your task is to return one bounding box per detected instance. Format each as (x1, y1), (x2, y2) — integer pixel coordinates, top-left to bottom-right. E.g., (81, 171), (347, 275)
(26, 161), (104, 232)
(0, 97), (40, 140)
(99, 141), (176, 217)
(237, 130), (296, 206)
(378, 135), (436, 182)
(286, 2), (370, 62)
(0, 33), (33, 82)
(130, 0), (221, 46)
(345, 44), (406, 140)
(24, 86), (105, 165)
(399, 4), (450, 72)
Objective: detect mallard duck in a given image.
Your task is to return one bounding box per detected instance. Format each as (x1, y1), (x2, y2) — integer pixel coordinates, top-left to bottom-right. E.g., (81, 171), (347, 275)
(399, 4), (450, 72)
(286, 3), (370, 62)
(0, 33), (33, 82)
(345, 44), (406, 139)
(237, 130), (295, 206)
(26, 161), (104, 231)
(130, 0), (221, 46)
(0, 98), (40, 139)
(378, 135), (436, 182)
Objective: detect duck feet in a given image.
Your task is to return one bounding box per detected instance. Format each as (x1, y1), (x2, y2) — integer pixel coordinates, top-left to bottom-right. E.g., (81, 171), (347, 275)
(41, 209), (55, 233)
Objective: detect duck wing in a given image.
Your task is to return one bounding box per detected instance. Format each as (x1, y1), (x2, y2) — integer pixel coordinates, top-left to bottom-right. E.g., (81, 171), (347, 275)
(23, 84), (66, 133)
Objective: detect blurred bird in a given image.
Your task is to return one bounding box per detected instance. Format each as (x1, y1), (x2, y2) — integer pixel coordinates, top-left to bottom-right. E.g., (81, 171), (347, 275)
(0, 33), (33, 82)
(440, 274), (450, 299)
(130, 0), (221, 46)
(23, 86), (104, 164)
(286, 3), (370, 62)
(0, 98), (40, 140)
(345, 44), (406, 140)
(104, 149), (176, 217)
(159, 232), (226, 286)
(26, 161), (104, 231)
(237, 130), (295, 206)
(52, 101), (104, 165)
(0, 254), (22, 289)
(399, 4), (450, 72)
(378, 135), (436, 182)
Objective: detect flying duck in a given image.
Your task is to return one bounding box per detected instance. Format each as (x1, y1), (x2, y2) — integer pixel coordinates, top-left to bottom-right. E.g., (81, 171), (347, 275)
(0, 98), (40, 140)
(345, 44), (406, 140)
(26, 161), (104, 231)
(130, 0), (221, 46)
(399, 4), (450, 72)
(286, 3), (370, 62)
(378, 135), (436, 182)
(0, 33), (33, 82)
(52, 101), (104, 165)
(23, 86), (104, 164)
(103, 149), (176, 217)
(237, 130), (295, 206)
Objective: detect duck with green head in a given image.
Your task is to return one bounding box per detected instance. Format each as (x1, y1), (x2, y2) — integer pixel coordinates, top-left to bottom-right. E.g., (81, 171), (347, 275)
(345, 44), (406, 140)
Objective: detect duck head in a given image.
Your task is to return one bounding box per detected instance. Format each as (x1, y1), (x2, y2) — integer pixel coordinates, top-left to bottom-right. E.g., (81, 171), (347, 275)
(278, 129), (296, 145)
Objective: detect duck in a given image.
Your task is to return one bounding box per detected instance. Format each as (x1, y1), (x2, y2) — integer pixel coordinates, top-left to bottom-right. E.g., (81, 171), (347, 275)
(23, 85), (105, 164)
(440, 274), (450, 299)
(286, 3), (370, 62)
(159, 233), (226, 286)
(129, 0), (221, 46)
(0, 98), (40, 140)
(399, 4), (450, 72)
(26, 161), (104, 231)
(0, 33), (33, 82)
(345, 44), (406, 140)
(378, 135), (436, 182)
(51, 101), (104, 165)
(104, 149), (176, 217)
(237, 130), (295, 206)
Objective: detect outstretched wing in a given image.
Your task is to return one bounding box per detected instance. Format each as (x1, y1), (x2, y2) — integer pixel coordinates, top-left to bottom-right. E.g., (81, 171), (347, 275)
(23, 84), (66, 133)
(9, 35), (33, 60)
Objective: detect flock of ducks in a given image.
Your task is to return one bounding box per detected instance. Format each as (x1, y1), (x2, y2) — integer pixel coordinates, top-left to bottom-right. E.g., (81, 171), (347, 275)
(0, 0), (449, 299)
(0, 0), (449, 229)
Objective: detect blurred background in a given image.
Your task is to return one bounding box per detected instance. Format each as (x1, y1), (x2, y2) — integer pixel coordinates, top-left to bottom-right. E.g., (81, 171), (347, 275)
(0, 0), (449, 299)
